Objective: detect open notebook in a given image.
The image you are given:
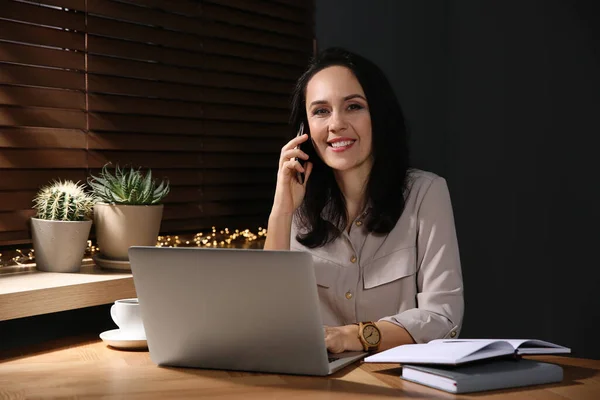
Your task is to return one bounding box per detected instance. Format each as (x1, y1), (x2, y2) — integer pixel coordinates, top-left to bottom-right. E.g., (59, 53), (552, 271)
(364, 339), (570, 366)
(429, 339), (571, 355)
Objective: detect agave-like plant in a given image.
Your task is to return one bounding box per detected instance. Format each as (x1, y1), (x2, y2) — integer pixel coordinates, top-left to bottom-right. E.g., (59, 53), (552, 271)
(87, 163), (170, 205)
(33, 180), (95, 221)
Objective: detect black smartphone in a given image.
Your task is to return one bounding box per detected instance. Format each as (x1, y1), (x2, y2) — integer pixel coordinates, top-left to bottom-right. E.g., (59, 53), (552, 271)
(294, 122), (305, 184)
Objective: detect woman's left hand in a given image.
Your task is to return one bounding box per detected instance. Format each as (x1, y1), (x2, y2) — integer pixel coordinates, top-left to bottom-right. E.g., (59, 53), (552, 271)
(324, 325), (363, 353)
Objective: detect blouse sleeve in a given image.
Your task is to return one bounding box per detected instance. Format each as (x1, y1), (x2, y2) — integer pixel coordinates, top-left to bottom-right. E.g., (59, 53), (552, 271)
(379, 176), (465, 343)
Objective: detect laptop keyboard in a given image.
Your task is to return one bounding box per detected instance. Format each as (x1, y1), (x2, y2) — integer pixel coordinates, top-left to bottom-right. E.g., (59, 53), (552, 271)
(328, 357), (340, 363)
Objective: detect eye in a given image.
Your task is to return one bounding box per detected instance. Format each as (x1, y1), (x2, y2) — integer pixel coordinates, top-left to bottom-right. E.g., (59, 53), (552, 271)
(348, 103), (364, 111)
(312, 108), (329, 115)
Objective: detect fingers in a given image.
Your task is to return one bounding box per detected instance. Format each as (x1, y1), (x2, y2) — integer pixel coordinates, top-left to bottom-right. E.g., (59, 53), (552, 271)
(284, 133), (309, 151)
(324, 327), (334, 352)
(282, 159), (305, 176)
(325, 337), (333, 353)
(324, 330), (344, 354)
(303, 161), (314, 186)
(277, 134), (313, 186)
(279, 148), (309, 169)
(278, 160), (312, 186)
(279, 134), (310, 167)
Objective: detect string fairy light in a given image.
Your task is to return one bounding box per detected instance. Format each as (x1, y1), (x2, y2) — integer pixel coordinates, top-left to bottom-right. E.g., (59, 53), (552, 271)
(0, 227), (268, 268)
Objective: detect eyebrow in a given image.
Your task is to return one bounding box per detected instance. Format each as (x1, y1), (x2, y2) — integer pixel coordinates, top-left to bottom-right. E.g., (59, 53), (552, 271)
(309, 94), (367, 107)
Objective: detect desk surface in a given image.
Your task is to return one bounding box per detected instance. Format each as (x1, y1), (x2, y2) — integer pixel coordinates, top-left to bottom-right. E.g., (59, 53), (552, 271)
(1, 336), (598, 399)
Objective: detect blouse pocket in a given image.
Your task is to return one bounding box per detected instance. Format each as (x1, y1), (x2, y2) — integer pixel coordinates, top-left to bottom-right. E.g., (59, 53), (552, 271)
(311, 255), (342, 288)
(292, 246), (340, 288)
(363, 247), (416, 289)
(313, 262), (339, 288)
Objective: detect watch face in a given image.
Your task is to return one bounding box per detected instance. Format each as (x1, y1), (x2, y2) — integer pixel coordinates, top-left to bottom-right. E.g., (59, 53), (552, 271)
(363, 325), (380, 345)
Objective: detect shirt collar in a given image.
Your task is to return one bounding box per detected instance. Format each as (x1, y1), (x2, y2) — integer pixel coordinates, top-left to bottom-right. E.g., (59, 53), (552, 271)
(319, 199), (372, 225)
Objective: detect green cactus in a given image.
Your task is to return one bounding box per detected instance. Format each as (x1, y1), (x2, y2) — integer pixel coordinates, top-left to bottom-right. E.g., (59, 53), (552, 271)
(33, 180), (95, 221)
(87, 163), (170, 205)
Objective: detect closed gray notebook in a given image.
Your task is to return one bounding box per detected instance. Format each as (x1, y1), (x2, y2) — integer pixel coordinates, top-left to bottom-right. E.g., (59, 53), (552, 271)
(401, 359), (563, 394)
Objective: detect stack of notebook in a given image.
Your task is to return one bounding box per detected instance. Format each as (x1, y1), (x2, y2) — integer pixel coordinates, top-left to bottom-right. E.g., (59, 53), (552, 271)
(364, 339), (570, 394)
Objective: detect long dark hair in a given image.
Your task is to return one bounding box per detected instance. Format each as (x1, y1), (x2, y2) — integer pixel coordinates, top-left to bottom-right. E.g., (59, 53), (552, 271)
(290, 47), (411, 248)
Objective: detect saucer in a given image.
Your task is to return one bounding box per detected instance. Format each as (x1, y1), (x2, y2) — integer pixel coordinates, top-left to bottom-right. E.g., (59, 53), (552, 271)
(93, 254), (130, 271)
(99, 329), (147, 350)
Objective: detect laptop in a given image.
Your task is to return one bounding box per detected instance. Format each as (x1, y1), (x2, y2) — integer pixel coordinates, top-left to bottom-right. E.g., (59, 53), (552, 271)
(128, 246), (367, 376)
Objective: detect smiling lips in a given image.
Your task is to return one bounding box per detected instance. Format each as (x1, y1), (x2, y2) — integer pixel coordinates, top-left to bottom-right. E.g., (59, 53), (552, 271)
(328, 138), (357, 153)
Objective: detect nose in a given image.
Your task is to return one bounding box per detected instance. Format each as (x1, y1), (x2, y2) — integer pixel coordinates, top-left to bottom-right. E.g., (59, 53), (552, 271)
(328, 110), (347, 133)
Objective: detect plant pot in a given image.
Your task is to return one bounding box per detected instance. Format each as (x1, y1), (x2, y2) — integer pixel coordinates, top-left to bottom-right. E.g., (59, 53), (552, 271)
(31, 218), (93, 273)
(94, 203), (163, 261)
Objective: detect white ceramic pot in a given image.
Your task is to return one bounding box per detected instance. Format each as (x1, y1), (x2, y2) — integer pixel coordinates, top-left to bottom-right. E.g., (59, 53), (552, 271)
(31, 218), (93, 273)
(94, 203), (163, 261)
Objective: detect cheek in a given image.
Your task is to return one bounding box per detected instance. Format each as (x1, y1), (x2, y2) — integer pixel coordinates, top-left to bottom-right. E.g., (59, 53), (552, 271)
(358, 119), (373, 150)
(308, 120), (328, 142)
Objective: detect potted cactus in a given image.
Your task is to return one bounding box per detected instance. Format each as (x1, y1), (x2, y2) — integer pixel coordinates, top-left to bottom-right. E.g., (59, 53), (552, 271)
(31, 180), (95, 273)
(87, 163), (169, 269)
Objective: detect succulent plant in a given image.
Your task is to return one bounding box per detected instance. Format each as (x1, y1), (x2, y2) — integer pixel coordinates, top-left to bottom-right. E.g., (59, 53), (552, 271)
(33, 180), (95, 221)
(87, 163), (170, 205)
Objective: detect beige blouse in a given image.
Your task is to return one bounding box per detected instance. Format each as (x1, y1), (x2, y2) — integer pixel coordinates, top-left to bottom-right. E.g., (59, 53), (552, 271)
(290, 169), (464, 344)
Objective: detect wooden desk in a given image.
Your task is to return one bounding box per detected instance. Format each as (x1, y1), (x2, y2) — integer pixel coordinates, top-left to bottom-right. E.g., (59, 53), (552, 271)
(1, 336), (598, 399)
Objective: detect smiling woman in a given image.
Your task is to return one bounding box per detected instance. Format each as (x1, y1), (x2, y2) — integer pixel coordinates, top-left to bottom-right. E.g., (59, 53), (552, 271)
(264, 47), (464, 355)
(305, 66), (373, 176)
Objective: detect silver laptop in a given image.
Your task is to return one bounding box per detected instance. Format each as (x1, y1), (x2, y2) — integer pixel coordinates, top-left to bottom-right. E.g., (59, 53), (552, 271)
(128, 246), (366, 376)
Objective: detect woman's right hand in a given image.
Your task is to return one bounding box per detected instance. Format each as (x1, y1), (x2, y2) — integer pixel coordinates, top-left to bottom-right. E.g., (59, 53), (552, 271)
(271, 133), (314, 217)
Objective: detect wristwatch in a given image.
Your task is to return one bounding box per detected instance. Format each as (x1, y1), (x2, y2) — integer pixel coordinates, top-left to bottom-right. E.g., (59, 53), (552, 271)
(356, 321), (381, 351)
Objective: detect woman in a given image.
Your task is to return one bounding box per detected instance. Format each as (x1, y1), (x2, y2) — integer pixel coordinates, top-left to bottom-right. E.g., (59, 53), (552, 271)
(264, 47), (464, 354)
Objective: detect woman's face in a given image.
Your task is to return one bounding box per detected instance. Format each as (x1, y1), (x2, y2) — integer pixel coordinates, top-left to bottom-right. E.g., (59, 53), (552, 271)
(304, 66), (373, 173)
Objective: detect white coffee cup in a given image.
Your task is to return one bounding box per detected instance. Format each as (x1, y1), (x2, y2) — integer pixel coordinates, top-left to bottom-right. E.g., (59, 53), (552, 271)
(110, 298), (146, 338)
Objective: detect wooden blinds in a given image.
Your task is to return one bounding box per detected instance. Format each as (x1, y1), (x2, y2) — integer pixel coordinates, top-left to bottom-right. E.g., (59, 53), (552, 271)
(0, 0), (314, 245)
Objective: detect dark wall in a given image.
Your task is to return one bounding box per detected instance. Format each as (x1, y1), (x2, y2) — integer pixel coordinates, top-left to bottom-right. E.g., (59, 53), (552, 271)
(316, 0), (600, 359)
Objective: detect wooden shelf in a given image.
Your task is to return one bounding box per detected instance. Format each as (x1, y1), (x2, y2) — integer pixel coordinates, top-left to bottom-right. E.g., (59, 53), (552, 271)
(0, 262), (135, 321)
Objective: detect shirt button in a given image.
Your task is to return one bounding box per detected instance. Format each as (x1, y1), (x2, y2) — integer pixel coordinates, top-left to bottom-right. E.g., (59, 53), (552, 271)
(350, 255), (357, 263)
(450, 331), (457, 338)
(355, 220), (363, 227)
(345, 291), (353, 300)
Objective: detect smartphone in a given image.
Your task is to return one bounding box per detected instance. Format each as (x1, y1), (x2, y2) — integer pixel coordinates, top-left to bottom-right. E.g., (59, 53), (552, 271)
(294, 122), (305, 184)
